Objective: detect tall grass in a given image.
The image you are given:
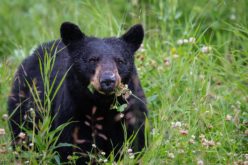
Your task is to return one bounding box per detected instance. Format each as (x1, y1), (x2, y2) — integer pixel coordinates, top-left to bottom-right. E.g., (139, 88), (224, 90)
(0, 0), (247, 164)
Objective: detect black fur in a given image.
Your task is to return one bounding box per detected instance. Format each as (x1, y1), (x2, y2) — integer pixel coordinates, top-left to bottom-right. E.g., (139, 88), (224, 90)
(8, 22), (148, 164)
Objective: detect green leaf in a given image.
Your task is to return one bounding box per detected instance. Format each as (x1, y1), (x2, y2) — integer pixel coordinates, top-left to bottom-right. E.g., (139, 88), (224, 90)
(87, 84), (95, 93)
(117, 104), (127, 112)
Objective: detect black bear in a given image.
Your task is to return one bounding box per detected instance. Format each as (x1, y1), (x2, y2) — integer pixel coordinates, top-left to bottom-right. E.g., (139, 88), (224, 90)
(8, 22), (148, 164)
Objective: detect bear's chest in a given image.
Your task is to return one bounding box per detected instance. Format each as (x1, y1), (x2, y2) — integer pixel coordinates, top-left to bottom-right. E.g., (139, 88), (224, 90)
(72, 106), (125, 155)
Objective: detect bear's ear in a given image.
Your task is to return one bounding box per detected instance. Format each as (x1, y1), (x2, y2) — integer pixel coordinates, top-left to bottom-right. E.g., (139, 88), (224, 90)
(121, 24), (144, 52)
(60, 22), (85, 45)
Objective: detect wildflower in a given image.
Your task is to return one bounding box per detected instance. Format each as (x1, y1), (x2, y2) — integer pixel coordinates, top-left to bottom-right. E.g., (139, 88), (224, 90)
(207, 124), (213, 129)
(199, 134), (205, 140)
(101, 151), (106, 155)
(177, 39), (184, 45)
(0, 128), (6, 136)
(183, 39), (189, 44)
(24, 161), (30, 164)
(129, 153), (135, 159)
(230, 14), (236, 20)
(103, 159), (108, 163)
(29, 108), (35, 117)
(202, 141), (208, 147)
(226, 114), (232, 121)
(151, 128), (156, 135)
(92, 144), (97, 148)
(150, 60), (157, 67)
(245, 154), (248, 160)
(2, 114), (8, 121)
(138, 44), (145, 52)
(172, 121), (182, 128)
(178, 149), (184, 153)
(67, 155), (72, 160)
(127, 148), (133, 153)
(207, 140), (215, 147)
(189, 139), (195, 144)
(168, 152), (175, 159)
(180, 129), (188, 135)
(172, 54), (179, 59)
(201, 46), (212, 53)
(199, 74), (205, 80)
(29, 143), (34, 147)
(197, 160), (204, 165)
(0, 148), (7, 154)
(164, 58), (170, 66)
(189, 37), (196, 43)
(119, 113), (124, 118)
(191, 135), (196, 139)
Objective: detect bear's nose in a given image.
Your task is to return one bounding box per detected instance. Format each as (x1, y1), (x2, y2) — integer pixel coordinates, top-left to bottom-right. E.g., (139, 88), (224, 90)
(100, 72), (116, 93)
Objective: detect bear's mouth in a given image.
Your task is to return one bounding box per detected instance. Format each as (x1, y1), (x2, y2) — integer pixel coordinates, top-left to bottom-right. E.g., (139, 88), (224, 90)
(89, 64), (122, 95)
(88, 83), (116, 95)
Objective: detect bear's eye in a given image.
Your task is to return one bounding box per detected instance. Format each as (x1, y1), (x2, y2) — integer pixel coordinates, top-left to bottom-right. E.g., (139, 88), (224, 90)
(88, 57), (99, 64)
(116, 58), (125, 65)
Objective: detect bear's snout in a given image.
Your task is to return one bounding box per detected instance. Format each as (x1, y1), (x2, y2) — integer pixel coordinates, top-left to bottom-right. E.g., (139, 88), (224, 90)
(99, 71), (116, 93)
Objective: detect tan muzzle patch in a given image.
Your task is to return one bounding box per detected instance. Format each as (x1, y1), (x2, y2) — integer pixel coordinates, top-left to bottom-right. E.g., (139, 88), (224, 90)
(90, 65), (121, 95)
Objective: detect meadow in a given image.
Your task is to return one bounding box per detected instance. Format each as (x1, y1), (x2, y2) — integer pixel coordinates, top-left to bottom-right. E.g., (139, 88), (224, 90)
(0, 0), (247, 164)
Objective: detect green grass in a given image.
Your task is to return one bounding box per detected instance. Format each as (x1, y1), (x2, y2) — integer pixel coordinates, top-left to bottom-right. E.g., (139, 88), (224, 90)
(0, 0), (248, 164)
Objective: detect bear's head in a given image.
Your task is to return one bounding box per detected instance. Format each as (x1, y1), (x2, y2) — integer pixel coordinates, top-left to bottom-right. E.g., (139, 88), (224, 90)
(60, 22), (144, 95)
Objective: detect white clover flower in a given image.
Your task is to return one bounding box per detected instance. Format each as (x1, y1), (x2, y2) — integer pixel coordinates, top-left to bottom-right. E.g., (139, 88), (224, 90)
(183, 39), (189, 44)
(168, 152), (175, 159)
(245, 154), (248, 160)
(0, 128), (6, 136)
(151, 128), (156, 135)
(230, 14), (236, 20)
(129, 153), (135, 159)
(119, 113), (124, 118)
(24, 161), (30, 164)
(2, 114), (8, 121)
(201, 46), (212, 53)
(226, 114), (232, 121)
(172, 121), (182, 128)
(189, 37), (196, 43)
(189, 139), (195, 144)
(197, 160), (204, 165)
(172, 54), (179, 59)
(18, 132), (26, 139)
(177, 39), (184, 45)
(127, 148), (133, 153)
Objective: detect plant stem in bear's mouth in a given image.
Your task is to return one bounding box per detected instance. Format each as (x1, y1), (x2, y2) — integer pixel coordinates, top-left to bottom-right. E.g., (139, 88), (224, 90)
(88, 83), (145, 112)
(110, 83), (146, 112)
